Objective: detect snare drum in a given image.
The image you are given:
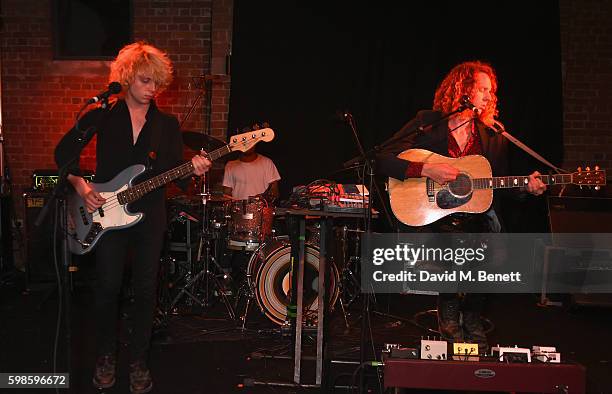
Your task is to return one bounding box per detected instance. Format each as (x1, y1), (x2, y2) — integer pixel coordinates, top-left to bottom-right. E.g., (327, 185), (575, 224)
(246, 238), (340, 325)
(227, 197), (274, 250)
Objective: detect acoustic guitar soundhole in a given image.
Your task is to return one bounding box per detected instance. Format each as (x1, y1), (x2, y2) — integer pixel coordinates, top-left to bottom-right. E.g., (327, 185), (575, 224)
(448, 173), (472, 198)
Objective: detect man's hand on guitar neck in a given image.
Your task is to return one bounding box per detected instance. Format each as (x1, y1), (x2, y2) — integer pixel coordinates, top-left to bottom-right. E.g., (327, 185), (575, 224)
(525, 171), (547, 196)
(421, 163), (459, 185)
(67, 174), (106, 213)
(192, 151), (212, 176)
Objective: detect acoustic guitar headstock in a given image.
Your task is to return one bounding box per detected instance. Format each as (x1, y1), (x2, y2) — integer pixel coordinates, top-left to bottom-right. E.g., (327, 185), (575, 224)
(572, 165), (606, 190)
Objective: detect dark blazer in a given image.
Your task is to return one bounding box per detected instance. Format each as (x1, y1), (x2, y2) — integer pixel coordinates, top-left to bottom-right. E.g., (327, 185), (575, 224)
(377, 110), (508, 180)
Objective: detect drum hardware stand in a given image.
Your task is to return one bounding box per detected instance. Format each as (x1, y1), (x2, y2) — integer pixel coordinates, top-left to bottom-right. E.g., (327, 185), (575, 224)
(162, 212), (208, 314)
(195, 225), (237, 321)
(335, 226), (364, 330)
(233, 271), (258, 330)
(337, 258), (362, 330)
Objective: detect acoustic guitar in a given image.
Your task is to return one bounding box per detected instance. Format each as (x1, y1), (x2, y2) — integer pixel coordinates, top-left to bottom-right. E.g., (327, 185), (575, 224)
(388, 149), (606, 227)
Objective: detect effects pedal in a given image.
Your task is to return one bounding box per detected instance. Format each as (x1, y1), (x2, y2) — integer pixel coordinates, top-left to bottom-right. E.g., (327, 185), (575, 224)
(383, 343), (419, 359)
(420, 338), (447, 360)
(492, 345), (531, 363)
(452, 342), (479, 361)
(532, 346), (561, 363)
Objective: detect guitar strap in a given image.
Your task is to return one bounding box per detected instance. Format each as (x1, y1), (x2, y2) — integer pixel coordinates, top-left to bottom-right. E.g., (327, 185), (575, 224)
(495, 127), (566, 174)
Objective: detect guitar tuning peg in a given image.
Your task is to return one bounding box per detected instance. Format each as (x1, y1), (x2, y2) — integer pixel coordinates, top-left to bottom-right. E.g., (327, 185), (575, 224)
(262, 121), (270, 128)
(586, 166), (591, 171)
(252, 123), (260, 130)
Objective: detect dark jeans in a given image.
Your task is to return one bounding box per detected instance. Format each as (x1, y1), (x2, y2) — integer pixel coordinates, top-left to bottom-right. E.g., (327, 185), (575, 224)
(398, 210), (499, 334)
(94, 220), (165, 363)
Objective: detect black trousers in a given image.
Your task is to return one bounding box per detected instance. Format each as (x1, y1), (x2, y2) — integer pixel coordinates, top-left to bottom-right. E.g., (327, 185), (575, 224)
(398, 210), (499, 321)
(94, 219), (165, 363)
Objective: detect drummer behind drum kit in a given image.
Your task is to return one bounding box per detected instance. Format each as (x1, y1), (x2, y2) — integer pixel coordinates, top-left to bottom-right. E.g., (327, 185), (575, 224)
(159, 191), (360, 328)
(158, 133), (363, 328)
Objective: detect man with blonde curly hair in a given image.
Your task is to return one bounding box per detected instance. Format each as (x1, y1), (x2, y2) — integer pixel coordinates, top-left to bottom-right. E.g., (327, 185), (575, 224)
(378, 61), (546, 353)
(55, 42), (211, 393)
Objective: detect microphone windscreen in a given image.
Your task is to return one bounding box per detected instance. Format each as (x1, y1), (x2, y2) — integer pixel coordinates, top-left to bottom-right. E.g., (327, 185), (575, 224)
(108, 81), (122, 94)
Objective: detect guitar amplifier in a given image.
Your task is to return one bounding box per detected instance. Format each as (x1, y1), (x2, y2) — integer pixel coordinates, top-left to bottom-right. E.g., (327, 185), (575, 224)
(548, 196), (612, 235)
(544, 196), (612, 306)
(23, 191), (94, 284)
(31, 169), (95, 192)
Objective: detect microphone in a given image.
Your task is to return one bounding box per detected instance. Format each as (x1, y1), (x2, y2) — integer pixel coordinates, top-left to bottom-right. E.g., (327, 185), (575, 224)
(460, 95), (480, 114)
(87, 82), (122, 104)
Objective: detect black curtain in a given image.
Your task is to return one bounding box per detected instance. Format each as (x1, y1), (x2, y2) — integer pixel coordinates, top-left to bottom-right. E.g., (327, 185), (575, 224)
(229, 1), (563, 231)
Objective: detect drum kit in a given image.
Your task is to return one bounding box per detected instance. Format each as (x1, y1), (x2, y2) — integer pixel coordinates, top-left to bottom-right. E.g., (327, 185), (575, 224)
(157, 132), (362, 328)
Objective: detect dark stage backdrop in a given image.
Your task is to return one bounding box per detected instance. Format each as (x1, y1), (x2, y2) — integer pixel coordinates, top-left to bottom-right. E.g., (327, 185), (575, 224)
(229, 1), (563, 231)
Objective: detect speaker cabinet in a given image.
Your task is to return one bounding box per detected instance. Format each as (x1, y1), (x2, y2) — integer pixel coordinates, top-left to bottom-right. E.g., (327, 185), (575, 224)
(23, 191), (94, 284)
(0, 195), (13, 271)
(545, 196), (612, 307)
(548, 196), (612, 234)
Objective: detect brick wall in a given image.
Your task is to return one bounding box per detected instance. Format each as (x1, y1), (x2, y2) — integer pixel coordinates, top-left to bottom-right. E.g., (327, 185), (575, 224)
(559, 0), (612, 173)
(1, 0), (232, 226)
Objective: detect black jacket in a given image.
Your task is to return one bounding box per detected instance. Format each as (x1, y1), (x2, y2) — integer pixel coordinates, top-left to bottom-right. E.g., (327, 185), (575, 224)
(54, 100), (185, 227)
(377, 110), (508, 180)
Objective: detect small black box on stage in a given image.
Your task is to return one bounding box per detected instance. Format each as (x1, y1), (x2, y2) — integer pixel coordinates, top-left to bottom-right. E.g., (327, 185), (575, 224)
(390, 347), (419, 359)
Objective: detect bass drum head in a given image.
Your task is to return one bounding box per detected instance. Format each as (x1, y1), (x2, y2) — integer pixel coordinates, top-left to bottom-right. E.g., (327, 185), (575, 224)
(248, 240), (339, 325)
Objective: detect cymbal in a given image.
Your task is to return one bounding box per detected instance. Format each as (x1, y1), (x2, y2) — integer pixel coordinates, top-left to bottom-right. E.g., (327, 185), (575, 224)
(182, 131), (226, 152)
(196, 193), (234, 202)
(209, 194), (234, 202)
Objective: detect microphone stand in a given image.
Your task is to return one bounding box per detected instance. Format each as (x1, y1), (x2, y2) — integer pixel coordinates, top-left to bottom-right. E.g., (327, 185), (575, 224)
(340, 113), (380, 394)
(343, 104), (468, 170)
(379, 105), (467, 151)
(34, 98), (106, 390)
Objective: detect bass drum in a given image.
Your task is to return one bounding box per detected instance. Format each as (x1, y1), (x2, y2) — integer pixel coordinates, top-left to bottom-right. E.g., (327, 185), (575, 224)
(247, 239), (340, 325)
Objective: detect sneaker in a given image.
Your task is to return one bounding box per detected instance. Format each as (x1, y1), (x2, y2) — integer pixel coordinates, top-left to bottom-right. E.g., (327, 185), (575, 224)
(129, 361), (153, 394)
(92, 354), (116, 389)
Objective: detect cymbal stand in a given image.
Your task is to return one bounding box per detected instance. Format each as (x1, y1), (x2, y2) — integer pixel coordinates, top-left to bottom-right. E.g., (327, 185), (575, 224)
(162, 174), (210, 314)
(164, 211), (206, 312)
(195, 173), (236, 321)
(336, 227), (363, 329)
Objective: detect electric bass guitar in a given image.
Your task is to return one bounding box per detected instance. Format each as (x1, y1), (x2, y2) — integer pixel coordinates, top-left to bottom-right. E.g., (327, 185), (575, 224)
(388, 149), (607, 227)
(67, 128), (275, 254)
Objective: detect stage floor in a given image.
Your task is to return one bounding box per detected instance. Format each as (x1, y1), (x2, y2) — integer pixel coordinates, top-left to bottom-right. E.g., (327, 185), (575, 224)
(1, 270), (611, 394)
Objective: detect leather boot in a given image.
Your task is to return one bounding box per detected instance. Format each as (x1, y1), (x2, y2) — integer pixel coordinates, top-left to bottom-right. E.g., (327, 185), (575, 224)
(92, 354), (116, 389)
(437, 295), (463, 342)
(129, 360), (153, 394)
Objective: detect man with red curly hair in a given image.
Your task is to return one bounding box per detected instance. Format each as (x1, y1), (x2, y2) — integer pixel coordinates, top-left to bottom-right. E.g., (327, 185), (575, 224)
(55, 42), (211, 393)
(378, 61), (546, 353)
